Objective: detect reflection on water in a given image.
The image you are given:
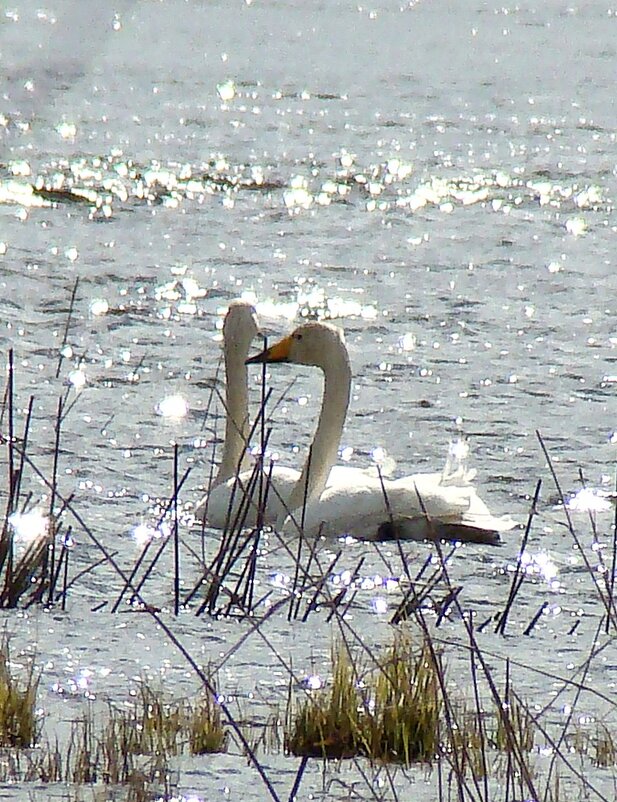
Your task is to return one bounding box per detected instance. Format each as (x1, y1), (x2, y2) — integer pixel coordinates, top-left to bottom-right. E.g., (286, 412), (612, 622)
(1, 0), (616, 799)
(8, 509), (48, 544)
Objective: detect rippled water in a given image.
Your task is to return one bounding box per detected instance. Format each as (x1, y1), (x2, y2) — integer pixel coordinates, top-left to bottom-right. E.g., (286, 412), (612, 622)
(1, 1), (616, 800)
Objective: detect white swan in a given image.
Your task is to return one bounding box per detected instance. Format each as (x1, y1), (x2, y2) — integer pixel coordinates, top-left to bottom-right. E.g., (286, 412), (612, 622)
(246, 321), (516, 544)
(195, 302), (372, 529)
(194, 301), (298, 529)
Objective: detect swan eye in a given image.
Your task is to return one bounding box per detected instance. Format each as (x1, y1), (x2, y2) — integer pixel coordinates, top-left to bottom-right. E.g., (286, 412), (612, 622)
(294, 333), (303, 342)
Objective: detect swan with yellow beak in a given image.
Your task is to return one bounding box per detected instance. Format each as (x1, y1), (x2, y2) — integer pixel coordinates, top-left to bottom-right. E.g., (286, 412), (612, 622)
(247, 321), (516, 544)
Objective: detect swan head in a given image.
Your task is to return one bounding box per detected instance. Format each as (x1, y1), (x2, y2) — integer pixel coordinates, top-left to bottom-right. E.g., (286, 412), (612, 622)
(246, 321), (347, 370)
(223, 300), (259, 353)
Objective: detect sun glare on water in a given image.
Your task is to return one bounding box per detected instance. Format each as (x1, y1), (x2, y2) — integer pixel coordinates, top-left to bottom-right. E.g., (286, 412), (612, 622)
(518, 551), (559, 588)
(156, 395), (189, 419)
(566, 487), (613, 514)
(8, 510), (48, 543)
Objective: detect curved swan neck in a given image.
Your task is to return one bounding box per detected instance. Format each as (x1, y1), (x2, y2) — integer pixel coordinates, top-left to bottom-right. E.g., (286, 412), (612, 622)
(284, 344), (351, 517)
(214, 335), (252, 487)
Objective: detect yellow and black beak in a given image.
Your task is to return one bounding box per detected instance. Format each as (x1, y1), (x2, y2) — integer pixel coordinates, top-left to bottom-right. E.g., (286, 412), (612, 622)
(246, 334), (293, 365)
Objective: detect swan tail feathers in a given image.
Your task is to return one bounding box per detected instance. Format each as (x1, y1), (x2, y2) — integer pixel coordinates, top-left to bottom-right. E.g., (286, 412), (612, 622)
(377, 516), (502, 546)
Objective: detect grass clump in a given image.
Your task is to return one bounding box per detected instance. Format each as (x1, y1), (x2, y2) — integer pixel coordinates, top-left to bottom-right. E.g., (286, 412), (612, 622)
(568, 722), (617, 768)
(286, 633), (442, 764)
(129, 677), (226, 756)
(188, 692), (227, 755)
(67, 703), (176, 792)
(367, 634), (441, 763)
(286, 644), (365, 759)
(133, 681), (184, 756)
(493, 696), (535, 754)
(0, 634), (39, 748)
(593, 723), (616, 767)
(446, 702), (488, 781)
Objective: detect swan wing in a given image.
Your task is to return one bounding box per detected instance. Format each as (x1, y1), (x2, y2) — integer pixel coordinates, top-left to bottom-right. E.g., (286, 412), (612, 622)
(327, 464), (377, 485)
(393, 473), (517, 533)
(282, 476), (473, 539)
(199, 461), (373, 529)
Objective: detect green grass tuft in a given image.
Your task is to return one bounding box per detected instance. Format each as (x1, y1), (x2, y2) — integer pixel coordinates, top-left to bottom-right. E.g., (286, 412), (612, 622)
(0, 633), (39, 748)
(188, 691), (228, 755)
(286, 643), (365, 759)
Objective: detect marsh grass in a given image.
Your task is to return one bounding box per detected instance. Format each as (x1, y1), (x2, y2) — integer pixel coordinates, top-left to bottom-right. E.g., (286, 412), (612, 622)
(68, 705), (174, 798)
(133, 682), (184, 756)
(101, 678), (227, 760)
(593, 723), (617, 768)
(568, 722), (617, 769)
(63, 705), (178, 790)
(0, 352), (53, 608)
(366, 634), (441, 763)
(69, 710), (98, 784)
(188, 692), (228, 755)
(0, 633), (39, 749)
(286, 642), (365, 759)
(446, 702), (488, 782)
(244, 710), (283, 756)
(0, 675), (224, 794)
(493, 696), (535, 754)
(287, 634), (443, 764)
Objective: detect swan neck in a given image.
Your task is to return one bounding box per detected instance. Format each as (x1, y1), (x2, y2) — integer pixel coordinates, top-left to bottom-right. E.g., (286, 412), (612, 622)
(214, 343), (251, 486)
(284, 351), (351, 517)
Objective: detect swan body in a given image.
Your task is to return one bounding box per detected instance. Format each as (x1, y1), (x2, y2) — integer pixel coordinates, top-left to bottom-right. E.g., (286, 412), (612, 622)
(195, 304), (373, 529)
(195, 301), (299, 528)
(246, 321), (516, 545)
(288, 472), (515, 542)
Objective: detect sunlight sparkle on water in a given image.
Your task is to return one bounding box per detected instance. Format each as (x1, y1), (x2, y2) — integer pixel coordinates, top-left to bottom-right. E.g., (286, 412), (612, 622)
(340, 446), (354, 462)
(247, 285), (377, 324)
(517, 551), (559, 586)
(67, 369), (86, 392)
(270, 572), (290, 590)
(254, 297), (299, 321)
(156, 395), (189, 419)
(565, 217), (586, 237)
(372, 597), (389, 614)
(399, 332), (417, 351)
(566, 487), (613, 513)
(217, 80), (236, 102)
(89, 298), (109, 316)
(371, 446), (396, 476)
(132, 524), (162, 547)
(283, 175), (312, 210)
(56, 122), (77, 140)
(301, 674), (323, 690)
(8, 510), (48, 543)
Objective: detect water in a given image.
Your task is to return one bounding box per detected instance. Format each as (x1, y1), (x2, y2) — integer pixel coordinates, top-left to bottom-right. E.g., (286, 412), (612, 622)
(1, 1), (616, 800)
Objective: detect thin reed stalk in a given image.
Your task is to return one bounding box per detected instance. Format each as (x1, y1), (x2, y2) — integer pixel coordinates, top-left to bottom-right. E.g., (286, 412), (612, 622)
(495, 478), (541, 635)
(537, 431), (617, 629)
(173, 443), (180, 616)
(55, 277), (80, 379)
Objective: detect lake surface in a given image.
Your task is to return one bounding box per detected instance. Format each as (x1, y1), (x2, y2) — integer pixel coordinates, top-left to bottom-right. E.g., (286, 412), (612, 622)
(1, 1), (616, 800)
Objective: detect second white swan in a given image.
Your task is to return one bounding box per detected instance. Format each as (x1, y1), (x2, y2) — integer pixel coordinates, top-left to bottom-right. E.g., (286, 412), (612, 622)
(246, 321), (516, 544)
